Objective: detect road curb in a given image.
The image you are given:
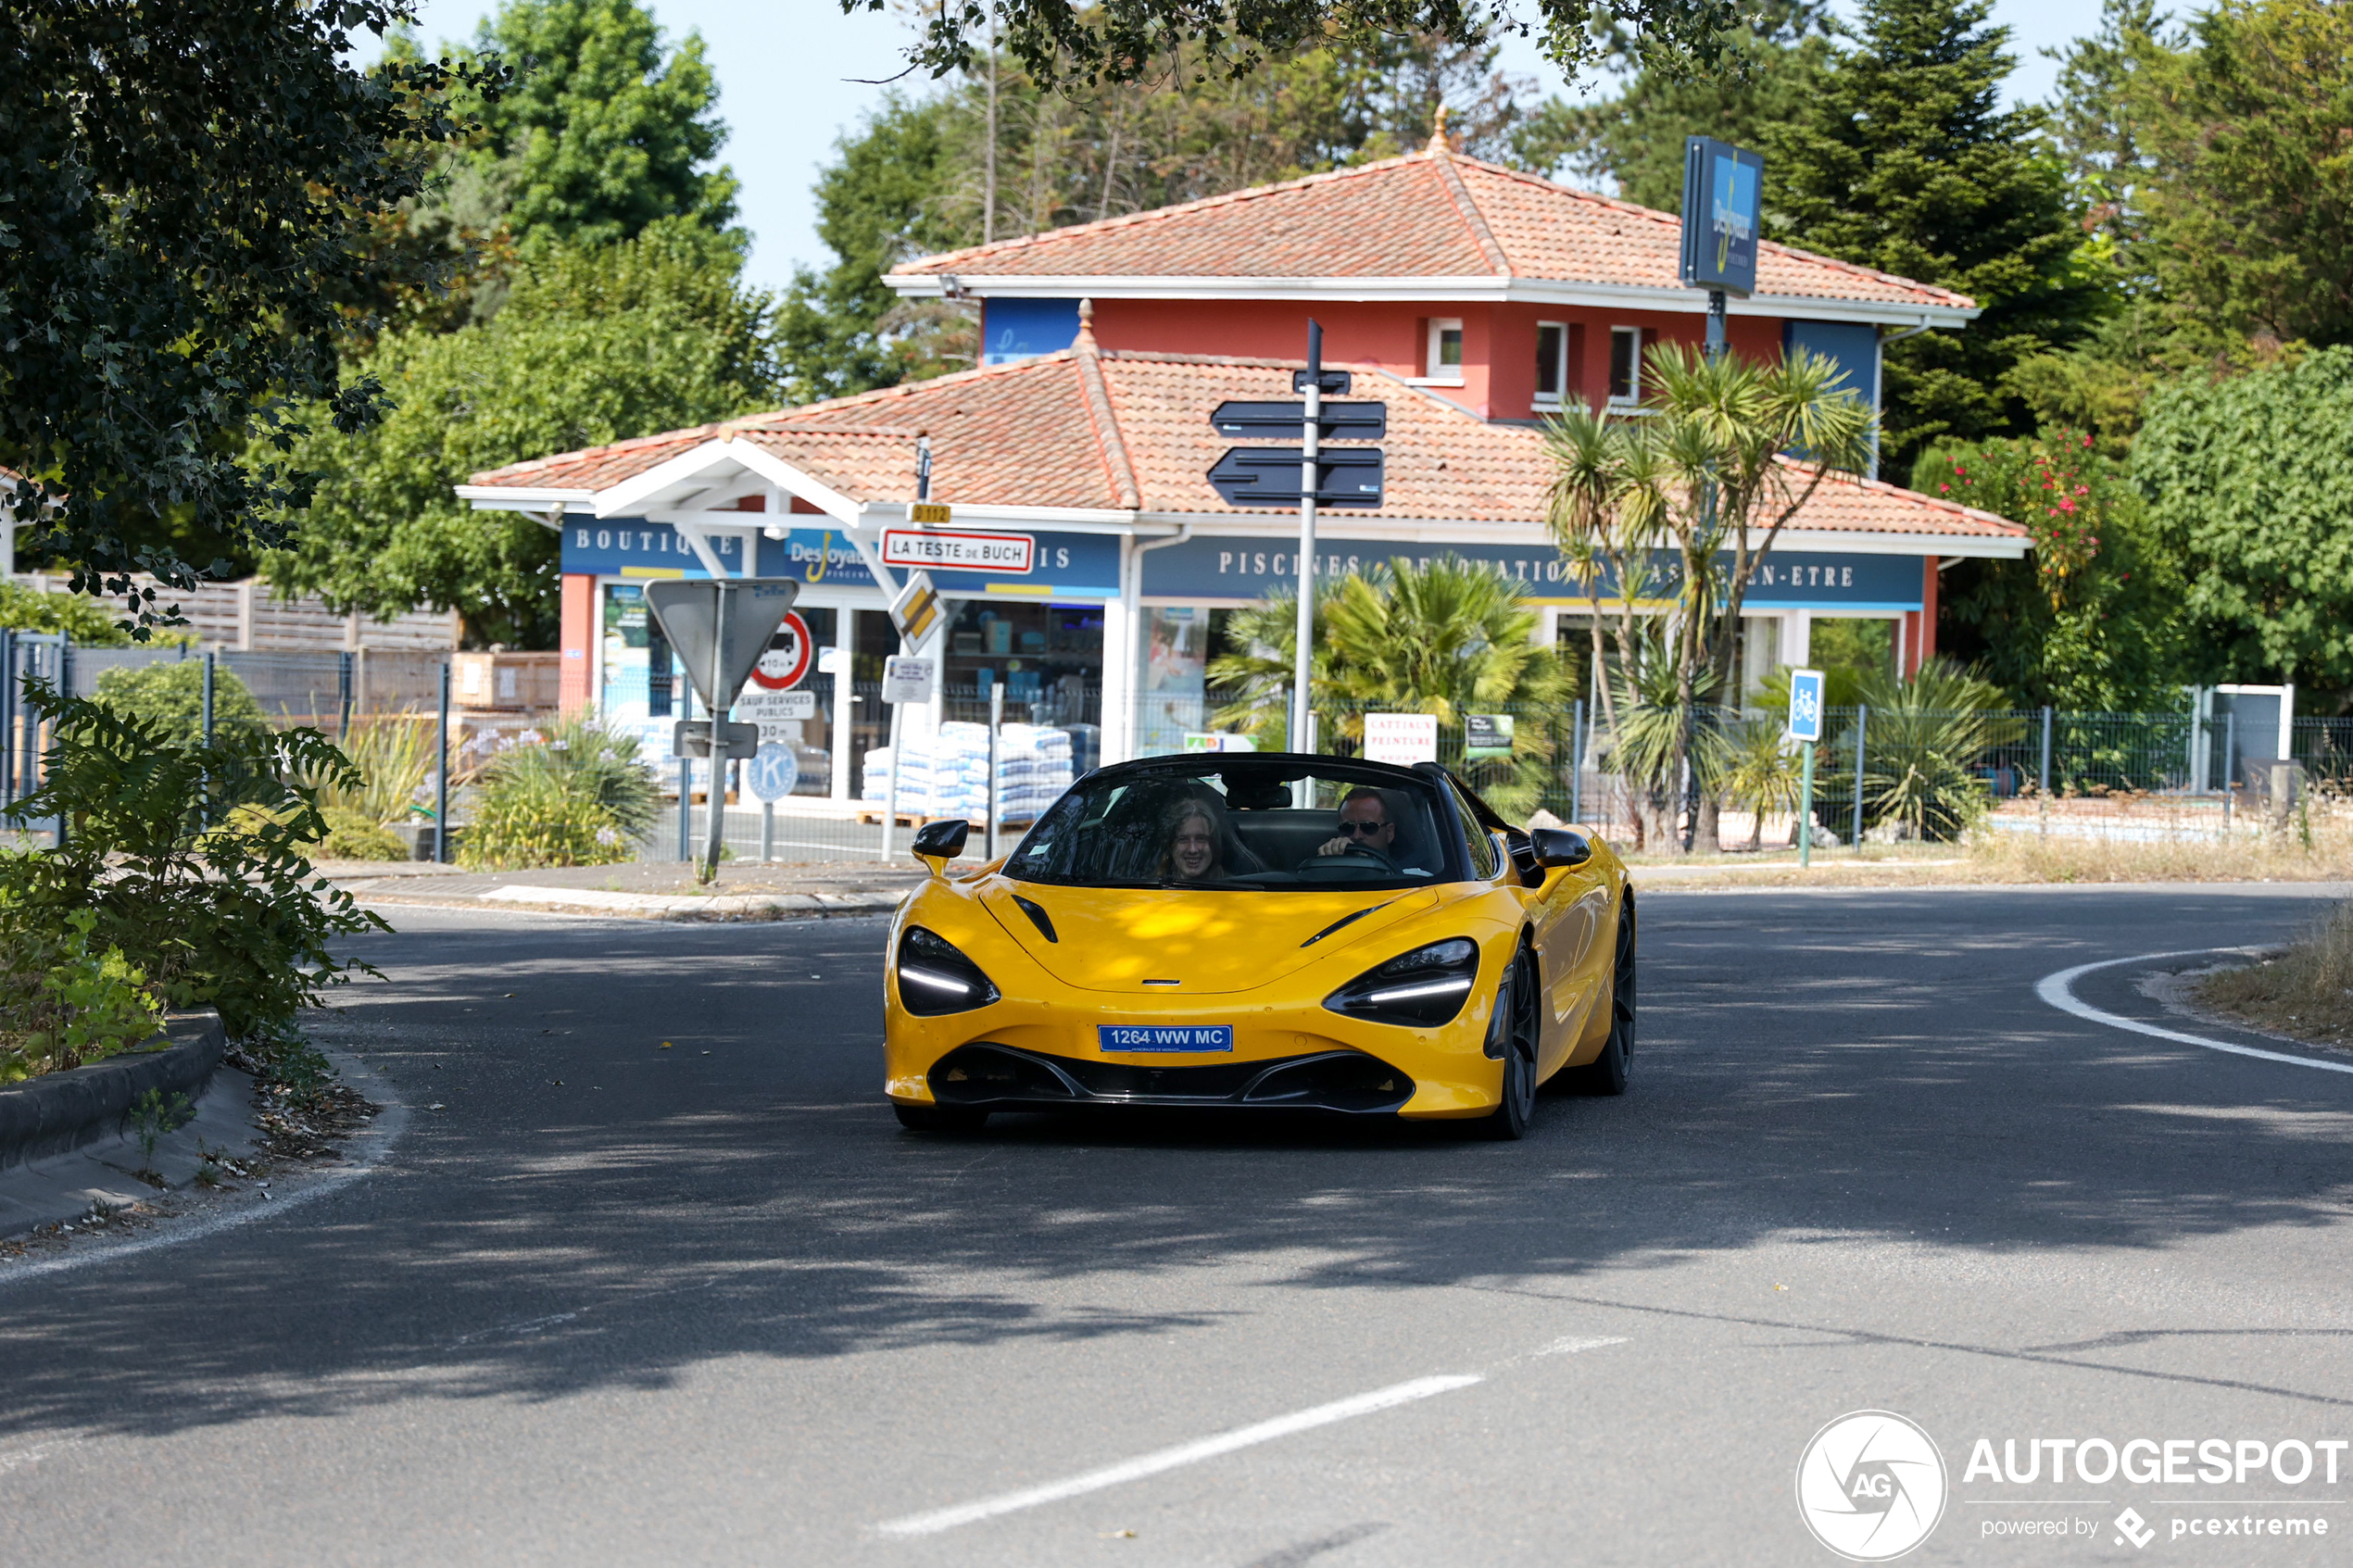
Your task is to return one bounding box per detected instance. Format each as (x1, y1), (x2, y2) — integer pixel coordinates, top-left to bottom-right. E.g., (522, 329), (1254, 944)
(357, 885), (911, 922)
(0, 1010), (227, 1172)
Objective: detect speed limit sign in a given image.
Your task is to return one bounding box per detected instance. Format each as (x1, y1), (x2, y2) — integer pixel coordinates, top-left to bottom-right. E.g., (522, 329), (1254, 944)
(749, 611), (813, 691)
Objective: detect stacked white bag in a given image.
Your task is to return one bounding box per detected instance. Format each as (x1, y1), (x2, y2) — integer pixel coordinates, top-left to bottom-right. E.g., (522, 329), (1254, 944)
(996, 724), (1075, 822)
(863, 721), (1073, 822)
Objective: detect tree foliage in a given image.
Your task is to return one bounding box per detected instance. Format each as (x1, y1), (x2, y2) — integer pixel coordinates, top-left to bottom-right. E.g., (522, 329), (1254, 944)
(1510, 1), (1831, 210)
(0, 2), (507, 632)
(2131, 346), (2353, 702)
(1763, 0), (2108, 467)
(445, 0), (738, 249)
(1915, 430), (2185, 709)
(782, 30), (1539, 401)
(262, 224), (779, 647)
(1547, 345), (1874, 849)
(854, 0), (1755, 92)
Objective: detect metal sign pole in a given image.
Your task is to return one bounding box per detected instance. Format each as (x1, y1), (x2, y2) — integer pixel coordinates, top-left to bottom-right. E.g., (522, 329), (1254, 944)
(435, 660), (450, 864)
(1798, 744), (1816, 868)
(699, 582), (732, 884)
(1290, 320), (1322, 755)
(881, 696), (904, 861)
(987, 681), (1004, 860)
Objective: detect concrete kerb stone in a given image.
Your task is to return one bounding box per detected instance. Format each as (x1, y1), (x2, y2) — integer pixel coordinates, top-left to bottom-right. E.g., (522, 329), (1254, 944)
(0, 1010), (228, 1172)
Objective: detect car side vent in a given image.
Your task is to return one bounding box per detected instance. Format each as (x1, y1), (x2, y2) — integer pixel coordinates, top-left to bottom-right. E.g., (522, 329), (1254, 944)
(1012, 895), (1058, 943)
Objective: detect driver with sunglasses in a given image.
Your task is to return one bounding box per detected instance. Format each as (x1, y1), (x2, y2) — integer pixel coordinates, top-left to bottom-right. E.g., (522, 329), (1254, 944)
(1315, 786), (1401, 861)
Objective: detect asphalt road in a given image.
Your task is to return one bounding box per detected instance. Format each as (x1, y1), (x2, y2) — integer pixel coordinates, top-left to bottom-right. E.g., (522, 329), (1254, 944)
(6, 884), (2353, 1567)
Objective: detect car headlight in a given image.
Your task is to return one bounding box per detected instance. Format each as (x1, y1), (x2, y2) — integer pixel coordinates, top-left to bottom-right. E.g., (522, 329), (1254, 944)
(1323, 937), (1480, 1027)
(896, 925), (1001, 1016)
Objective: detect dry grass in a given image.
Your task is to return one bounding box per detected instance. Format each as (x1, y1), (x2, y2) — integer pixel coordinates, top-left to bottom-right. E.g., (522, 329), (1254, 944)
(1614, 806), (2353, 889)
(2197, 903), (2353, 1047)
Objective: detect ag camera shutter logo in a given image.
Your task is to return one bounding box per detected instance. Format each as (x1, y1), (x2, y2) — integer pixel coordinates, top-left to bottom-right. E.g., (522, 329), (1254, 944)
(1795, 1411), (1948, 1561)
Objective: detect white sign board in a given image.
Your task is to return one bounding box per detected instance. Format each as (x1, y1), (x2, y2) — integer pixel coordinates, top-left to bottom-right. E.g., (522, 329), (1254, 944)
(736, 687), (817, 744)
(882, 656), (936, 706)
(1786, 667), (1827, 743)
(1363, 711), (1441, 766)
(882, 527), (1035, 574)
(744, 743), (800, 802)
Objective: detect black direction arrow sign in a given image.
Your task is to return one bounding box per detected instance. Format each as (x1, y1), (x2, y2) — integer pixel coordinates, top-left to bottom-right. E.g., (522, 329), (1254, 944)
(1207, 446), (1384, 508)
(1293, 368), (1353, 395)
(1209, 400), (1388, 442)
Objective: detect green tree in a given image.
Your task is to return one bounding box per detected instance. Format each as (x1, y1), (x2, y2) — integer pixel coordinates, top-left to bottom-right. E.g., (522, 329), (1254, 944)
(2132, 346), (2353, 705)
(1915, 431), (2186, 708)
(1546, 345), (1875, 848)
(782, 30), (1536, 400)
(449, 0), (737, 249)
(1510, 2), (1832, 210)
(262, 224), (778, 647)
(860, 0), (1755, 88)
(1764, 0), (2109, 467)
(0, 4), (505, 631)
(1207, 557), (1573, 814)
(2133, 0), (2353, 352)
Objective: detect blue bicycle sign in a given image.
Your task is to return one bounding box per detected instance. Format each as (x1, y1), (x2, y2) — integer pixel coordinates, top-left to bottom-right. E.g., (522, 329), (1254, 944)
(1787, 668), (1826, 743)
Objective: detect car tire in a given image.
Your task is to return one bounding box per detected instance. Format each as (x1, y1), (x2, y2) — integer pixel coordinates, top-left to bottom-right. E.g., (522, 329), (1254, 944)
(893, 1102), (989, 1134)
(1570, 898), (1636, 1097)
(1478, 947), (1541, 1140)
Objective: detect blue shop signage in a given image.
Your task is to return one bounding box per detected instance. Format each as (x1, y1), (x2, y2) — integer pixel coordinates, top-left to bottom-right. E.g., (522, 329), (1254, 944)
(1139, 535), (1925, 611)
(561, 519), (1122, 597)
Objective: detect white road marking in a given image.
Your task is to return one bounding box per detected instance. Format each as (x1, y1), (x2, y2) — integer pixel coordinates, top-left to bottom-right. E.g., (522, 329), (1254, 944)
(875, 1374), (1483, 1537)
(2036, 950), (2353, 1077)
(1537, 1335), (1629, 1356)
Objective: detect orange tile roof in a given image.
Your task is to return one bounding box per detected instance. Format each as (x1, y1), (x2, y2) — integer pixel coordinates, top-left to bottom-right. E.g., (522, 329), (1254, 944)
(467, 346), (2020, 545)
(888, 149), (1974, 313)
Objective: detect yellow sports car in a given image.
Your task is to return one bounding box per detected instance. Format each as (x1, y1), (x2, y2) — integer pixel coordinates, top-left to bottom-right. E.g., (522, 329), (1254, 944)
(883, 752), (1635, 1139)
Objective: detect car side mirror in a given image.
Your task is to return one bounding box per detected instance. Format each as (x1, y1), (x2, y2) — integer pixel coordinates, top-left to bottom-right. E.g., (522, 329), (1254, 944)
(1529, 826), (1592, 869)
(911, 818), (970, 875)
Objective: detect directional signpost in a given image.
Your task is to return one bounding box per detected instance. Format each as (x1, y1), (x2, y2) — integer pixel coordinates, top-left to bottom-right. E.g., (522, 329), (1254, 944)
(1788, 667), (1826, 868)
(1206, 321), (1386, 755)
(643, 576), (802, 884)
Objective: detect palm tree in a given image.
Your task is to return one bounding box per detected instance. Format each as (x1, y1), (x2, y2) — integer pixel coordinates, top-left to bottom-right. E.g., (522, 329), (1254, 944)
(1208, 556), (1574, 815)
(1544, 345), (1875, 851)
(1846, 659), (2018, 842)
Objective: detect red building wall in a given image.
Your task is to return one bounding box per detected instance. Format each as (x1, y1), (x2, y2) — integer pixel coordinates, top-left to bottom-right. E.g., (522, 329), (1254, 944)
(1093, 296), (1795, 420)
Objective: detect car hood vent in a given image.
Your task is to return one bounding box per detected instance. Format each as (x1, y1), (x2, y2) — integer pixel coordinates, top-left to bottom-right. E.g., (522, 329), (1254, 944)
(981, 884), (1439, 994)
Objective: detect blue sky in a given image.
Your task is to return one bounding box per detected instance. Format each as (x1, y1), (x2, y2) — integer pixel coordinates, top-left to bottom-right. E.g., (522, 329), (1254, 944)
(384, 0), (2114, 297)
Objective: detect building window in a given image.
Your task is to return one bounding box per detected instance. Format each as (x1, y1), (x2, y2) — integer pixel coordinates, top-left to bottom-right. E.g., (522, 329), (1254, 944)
(1535, 322), (1567, 405)
(1607, 326), (1642, 406)
(1427, 318), (1464, 383)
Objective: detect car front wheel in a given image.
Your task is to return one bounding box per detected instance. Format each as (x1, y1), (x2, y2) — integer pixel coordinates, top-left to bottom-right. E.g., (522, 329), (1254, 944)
(1479, 947), (1541, 1139)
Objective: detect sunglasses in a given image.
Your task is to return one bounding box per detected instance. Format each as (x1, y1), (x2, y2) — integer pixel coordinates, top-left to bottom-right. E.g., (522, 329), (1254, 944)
(1339, 819), (1390, 835)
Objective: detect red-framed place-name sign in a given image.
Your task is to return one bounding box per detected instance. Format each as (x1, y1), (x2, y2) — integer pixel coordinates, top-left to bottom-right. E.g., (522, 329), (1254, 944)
(880, 527), (1035, 574)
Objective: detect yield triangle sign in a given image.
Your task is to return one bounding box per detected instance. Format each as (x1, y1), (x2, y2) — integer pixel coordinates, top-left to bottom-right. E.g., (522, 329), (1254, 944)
(645, 578), (803, 714)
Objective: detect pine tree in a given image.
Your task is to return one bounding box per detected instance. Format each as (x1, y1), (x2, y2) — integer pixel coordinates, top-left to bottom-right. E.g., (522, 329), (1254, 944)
(1764, 0), (2108, 466)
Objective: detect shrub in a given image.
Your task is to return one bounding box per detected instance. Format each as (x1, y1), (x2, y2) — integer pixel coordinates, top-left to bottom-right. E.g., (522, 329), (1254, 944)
(458, 719), (657, 871)
(0, 903), (167, 1084)
(92, 659), (271, 747)
(0, 582), (137, 646)
(1846, 659), (2018, 842)
(302, 713), (435, 825)
(0, 683), (387, 1038)
(318, 807), (409, 861)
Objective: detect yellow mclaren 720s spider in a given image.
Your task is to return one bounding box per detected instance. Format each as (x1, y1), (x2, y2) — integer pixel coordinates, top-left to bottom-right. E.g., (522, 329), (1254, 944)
(882, 751), (1635, 1139)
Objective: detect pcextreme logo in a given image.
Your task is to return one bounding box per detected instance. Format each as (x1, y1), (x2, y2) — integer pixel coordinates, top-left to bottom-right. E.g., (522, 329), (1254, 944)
(1796, 1411), (1950, 1562)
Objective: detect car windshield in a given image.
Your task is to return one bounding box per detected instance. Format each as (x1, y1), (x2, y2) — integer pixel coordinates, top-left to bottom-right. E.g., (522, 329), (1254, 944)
(1003, 759), (1458, 891)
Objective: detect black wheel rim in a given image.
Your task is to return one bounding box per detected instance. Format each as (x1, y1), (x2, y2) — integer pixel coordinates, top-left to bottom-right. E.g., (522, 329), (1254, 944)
(1612, 908), (1637, 1056)
(1507, 952), (1539, 1120)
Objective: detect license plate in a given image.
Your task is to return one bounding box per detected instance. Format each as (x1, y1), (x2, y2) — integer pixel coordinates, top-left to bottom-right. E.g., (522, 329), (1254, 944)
(1098, 1024), (1233, 1054)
